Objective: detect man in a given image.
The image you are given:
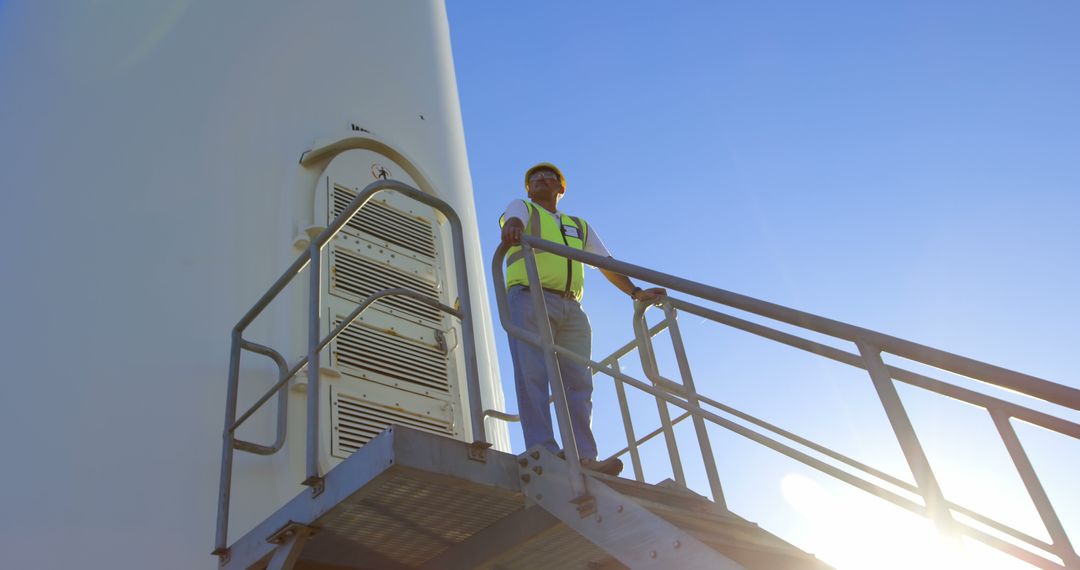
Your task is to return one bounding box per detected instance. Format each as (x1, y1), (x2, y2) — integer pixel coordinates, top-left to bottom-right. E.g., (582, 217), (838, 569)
(500, 162), (666, 476)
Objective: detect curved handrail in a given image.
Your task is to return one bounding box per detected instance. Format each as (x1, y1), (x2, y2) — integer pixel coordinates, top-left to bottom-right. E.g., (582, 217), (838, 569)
(229, 288), (460, 435)
(231, 340), (289, 455)
(216, 180), (485, 559)
(225, 179), (483, 439)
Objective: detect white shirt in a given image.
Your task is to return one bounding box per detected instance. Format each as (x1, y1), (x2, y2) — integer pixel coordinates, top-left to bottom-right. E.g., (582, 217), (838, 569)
(503, 200), (612, 260)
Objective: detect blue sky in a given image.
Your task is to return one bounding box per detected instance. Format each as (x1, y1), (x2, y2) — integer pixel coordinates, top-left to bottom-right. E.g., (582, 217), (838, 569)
(447, 3), (1079, 568)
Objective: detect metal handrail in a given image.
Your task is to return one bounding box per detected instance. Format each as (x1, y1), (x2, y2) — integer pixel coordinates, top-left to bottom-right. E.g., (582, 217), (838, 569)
(214, 180), (486, 560)
(230, 289), (461, 434)
(492, 234), (1080, 570)
(481, 320), (670, 424)
(636, 298), (1074, 564)
(606, 409), (693, 463)
(481, 320), (670, 482)
(601, 347), (1060, 560)
(514, 237), (1080, 410)
(232, 340), (289, 455)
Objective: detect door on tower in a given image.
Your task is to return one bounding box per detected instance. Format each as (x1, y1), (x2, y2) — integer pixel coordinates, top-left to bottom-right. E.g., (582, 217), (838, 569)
(313, 149), (467, 464)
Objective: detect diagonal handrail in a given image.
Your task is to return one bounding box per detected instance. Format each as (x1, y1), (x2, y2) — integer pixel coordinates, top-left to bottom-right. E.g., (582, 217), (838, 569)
(482, 319), (669, 424)
(509, 237), (1080, 409)
(491, 234), (1080, 570)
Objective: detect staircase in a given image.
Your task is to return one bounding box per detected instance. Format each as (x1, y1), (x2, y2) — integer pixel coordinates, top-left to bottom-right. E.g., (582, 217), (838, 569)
(487, 235), (1080, 570)
(600, 477), (827, 569)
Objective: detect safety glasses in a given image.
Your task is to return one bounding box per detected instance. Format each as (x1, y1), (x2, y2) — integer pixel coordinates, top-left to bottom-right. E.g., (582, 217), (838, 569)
(529, 171), (559, 183)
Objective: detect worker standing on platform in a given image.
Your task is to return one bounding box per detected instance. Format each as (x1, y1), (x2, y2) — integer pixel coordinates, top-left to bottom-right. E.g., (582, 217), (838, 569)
(499, 162), (666, 476)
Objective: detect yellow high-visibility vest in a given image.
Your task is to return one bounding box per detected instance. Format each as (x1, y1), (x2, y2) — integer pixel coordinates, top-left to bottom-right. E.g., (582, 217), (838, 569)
(500, 200), (589, 300)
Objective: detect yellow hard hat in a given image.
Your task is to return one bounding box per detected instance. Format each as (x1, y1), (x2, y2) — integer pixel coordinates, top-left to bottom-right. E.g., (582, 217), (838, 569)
(524, 162), (566, 192)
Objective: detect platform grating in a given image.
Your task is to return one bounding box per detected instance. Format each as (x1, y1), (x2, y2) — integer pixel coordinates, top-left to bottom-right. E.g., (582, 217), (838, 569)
(299, 469), (521, 568)
(494, 524), (623, 570)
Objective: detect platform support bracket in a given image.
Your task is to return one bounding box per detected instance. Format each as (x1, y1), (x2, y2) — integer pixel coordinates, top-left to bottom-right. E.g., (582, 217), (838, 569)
(265, 521), (318, 570)
(468, 440), (492, 463)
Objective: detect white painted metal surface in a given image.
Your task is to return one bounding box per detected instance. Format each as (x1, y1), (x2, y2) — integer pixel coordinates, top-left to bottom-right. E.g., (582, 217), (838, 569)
(0, 2), (508, 568)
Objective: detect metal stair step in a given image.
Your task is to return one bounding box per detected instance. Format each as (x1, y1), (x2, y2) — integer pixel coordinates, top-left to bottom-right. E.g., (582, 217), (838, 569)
(595, 474), (830, 569)
(598, 475), (727, 515)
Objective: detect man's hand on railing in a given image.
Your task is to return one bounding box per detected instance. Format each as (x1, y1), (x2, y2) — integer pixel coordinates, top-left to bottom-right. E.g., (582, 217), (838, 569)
(501, 217), (525, 246)
(633, 287), (667, 305)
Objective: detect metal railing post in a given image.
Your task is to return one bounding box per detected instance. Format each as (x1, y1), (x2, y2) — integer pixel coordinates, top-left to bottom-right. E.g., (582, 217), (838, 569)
(213, 330), (244, 557)
(522, 245), (588, 498)
(611, 360), (645, 482)
(661, 301), (726, 507)
(633, 302), (686, 486)
(856, 340), (955, 534)
(304, 243), (322, 489)
(447, 214), (487, 446)
(989, 410), (1079, 567)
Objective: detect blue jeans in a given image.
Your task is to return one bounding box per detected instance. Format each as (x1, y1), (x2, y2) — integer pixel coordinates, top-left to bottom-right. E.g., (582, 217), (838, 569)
(507, 286), (597, 460)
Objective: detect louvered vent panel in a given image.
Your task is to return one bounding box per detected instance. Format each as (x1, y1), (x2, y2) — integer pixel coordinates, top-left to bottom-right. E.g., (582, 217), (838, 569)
(333, 393), (452, 456)
(331, 248), (443, 324)
(333, 185), (437, 258)
(334, 320), (450, 393)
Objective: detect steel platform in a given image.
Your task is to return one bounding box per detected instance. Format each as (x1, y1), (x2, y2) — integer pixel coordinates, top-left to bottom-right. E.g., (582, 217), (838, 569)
(220, 426), (828, 570)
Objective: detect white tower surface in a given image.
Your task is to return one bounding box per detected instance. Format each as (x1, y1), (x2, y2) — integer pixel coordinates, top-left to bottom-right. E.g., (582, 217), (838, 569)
(0, 2), (508, 568)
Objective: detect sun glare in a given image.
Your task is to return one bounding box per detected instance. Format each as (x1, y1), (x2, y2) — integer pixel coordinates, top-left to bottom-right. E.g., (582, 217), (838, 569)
(780, 473), (1036, 570)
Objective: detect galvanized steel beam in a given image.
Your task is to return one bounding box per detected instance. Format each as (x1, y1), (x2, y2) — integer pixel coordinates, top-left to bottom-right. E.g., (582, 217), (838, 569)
(518, 447), (745, 570)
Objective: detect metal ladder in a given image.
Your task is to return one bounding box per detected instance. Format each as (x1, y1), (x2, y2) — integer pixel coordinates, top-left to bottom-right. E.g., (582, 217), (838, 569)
(490, 234), (1080, 570)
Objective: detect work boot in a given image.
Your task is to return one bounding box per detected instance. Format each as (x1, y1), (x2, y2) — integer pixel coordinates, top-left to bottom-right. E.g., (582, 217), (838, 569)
(581, 457), (623, 476)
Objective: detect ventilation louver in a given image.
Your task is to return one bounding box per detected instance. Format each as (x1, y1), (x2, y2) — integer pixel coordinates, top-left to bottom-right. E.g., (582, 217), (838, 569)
(332, 390), (453, 457)
(333, 185), (437, 259)
(330, 248), (443, 325)
(333, 319), (450, 394)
